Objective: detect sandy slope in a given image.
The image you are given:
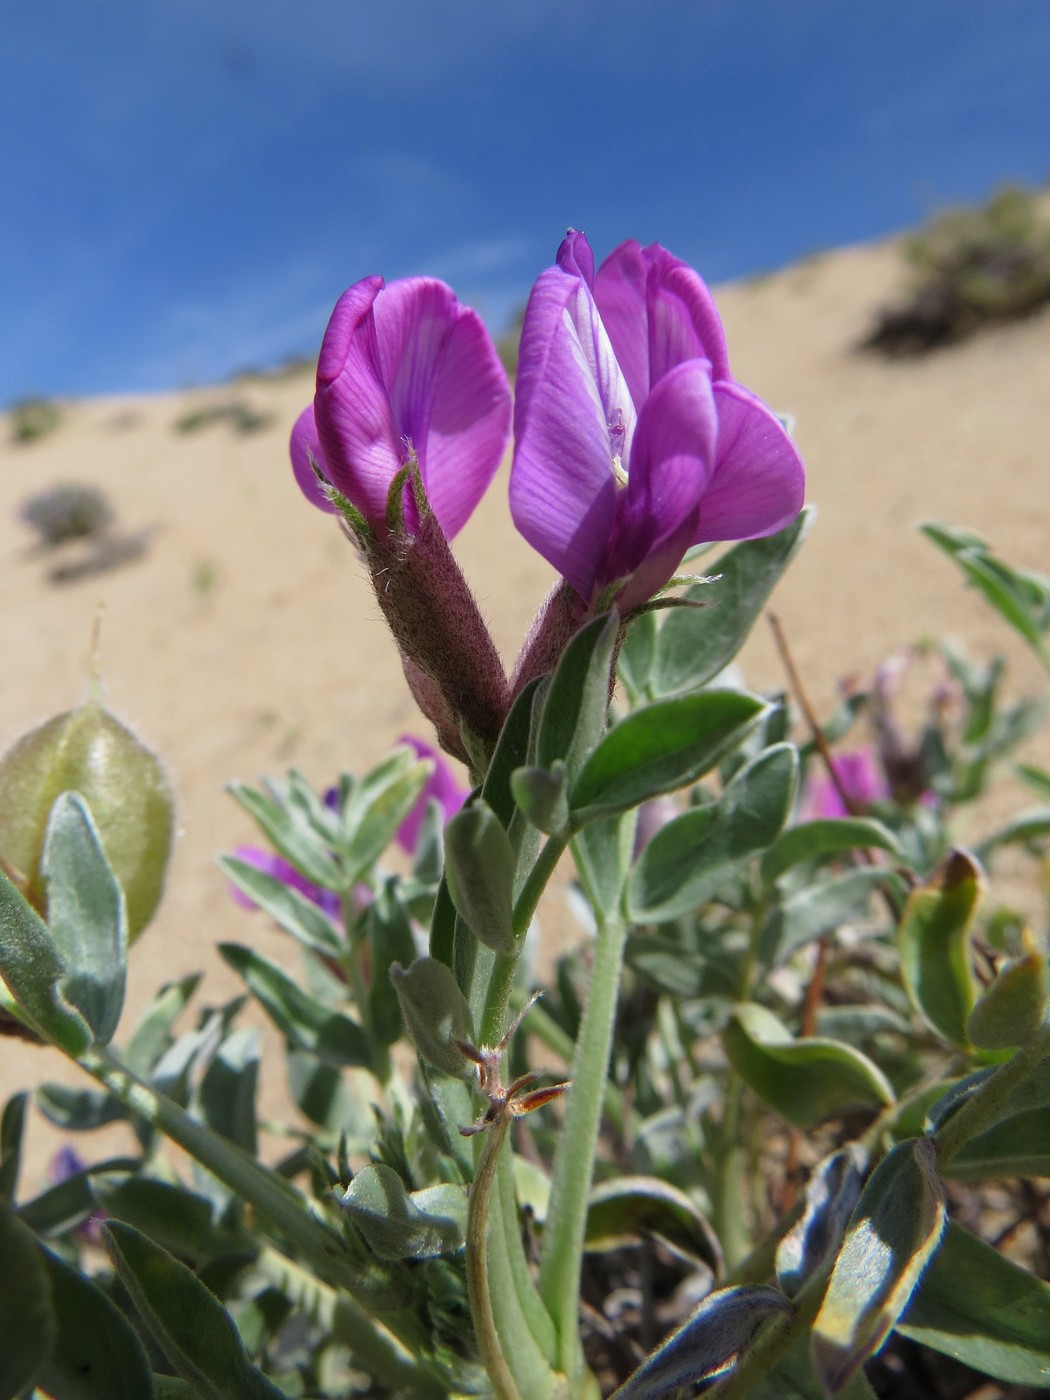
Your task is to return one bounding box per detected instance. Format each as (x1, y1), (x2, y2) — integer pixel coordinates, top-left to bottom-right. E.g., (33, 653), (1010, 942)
(2, 233), (1048, 1180)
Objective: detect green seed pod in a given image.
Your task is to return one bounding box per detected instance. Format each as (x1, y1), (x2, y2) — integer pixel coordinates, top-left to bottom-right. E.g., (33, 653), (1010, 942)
(0, 696), (174, 942)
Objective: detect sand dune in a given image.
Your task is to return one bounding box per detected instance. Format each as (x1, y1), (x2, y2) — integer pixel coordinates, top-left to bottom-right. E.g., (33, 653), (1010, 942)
(3, 232), (1048, 1179)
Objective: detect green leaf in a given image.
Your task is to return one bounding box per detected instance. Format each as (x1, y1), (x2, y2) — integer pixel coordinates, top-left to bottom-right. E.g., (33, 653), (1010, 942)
(723, 1004), (895, 1130)
(572, 812), (635, 919)
(610, 1285), (792, 1400)
(42, 792), (128, 1043)
(443, 800), (516, 953)
(198, 1026), (260, 1156)
(36, 1082), (127, 1132)
(97, 1176), (247, 1265)
(363, 878), (418, 1047)
(226, 780), (342, 890)
(921, 522), (1050, 670)
(940, 1106), (1050, 1179)
(510, 761), (569, 835)
(340, 1163), (467, 1260)
(584, 1176), (721, 1273)
(898, 849), (982, 1048)
(760, 868), (888, 969)
(618, 608), (658, 702)
(124, 973), (202, 1076)
(899, 1221), (1050, 1386)
(0, 866), (92, 1054)
(536, 612), (617, 776)
(760, 818), (900, 885)
(217, 854), (343, 958)
(812, 1139), (946, 1395)
(571, 690), (768, 823)
(628, 743), (796, 921)
(218, 943), (372, 1068)
(977, 806), (1050, 860)
(0, 1091), (28, 1201)
(0, 1196), (54, 1399)
(652, 509), (812, 696)
(776, 1145), (869, 1299)
(339, 747), (432, 885)
(966, 951), (1048, 1050)
(37, 1244), (155, 1400)
(105, 1221), (287, 1400)
(390, 956), (473, 1078)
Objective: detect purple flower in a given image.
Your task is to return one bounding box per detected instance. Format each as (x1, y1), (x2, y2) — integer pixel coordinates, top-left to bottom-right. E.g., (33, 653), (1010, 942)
(228, 846), (343, 920)
(510, 232), (804, 610)
(228, 741), (468, 919)
(291, 276), (511, 541)
(800, 748), (890, 821)
(393, 735), (469, 854)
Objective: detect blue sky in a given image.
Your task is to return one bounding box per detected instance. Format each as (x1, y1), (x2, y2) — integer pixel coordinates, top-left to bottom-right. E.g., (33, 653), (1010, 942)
(3, 0), (1048, 402)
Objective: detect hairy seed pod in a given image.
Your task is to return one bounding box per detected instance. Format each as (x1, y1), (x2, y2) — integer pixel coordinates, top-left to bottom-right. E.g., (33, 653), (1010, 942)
(0, 697), (174, 942)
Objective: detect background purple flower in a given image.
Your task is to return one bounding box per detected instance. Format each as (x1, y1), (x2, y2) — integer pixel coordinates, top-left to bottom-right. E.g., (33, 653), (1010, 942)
(228, 846), (342, 920)
(393, 734), (468, 855)
(800, 748), (890, 821)
(291, 276), (511, 541)
(510, 232), (804, 609)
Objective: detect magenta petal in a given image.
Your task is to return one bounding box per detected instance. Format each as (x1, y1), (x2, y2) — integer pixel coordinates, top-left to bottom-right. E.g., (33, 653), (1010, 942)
(290, 405), (336, 514)
(595, 242), (731, 403)
(511, 267), (626, 600)
(694, 381), (806, 542)
(314, 277), (404, 529)
(644, 247), (730, 382)
(415, 298), (512, 539)
(605, 362), (716, 602)
(556, 229), (596, 284)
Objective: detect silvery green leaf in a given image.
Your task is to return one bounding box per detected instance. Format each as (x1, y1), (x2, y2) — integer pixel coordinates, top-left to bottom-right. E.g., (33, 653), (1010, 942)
(571, 691), (768, 823)
(341, 1163), (467, 1260)
(0, 866), (92, 1055)
(899, 1221), (1050, 1386)
(0, 1091), (28, 1202)
(444, 800), (516, 953)
(42, 792), (128, 1043)
(610, 1284), (792, 1399)
(219, 943), (372, 1068)
(390, 956), (473, 1078)
(966, 950), (1048, 1049)
(812, 1139), (946, 1394)
(105, 1221), (286, 1400)
(629, 743), (796, 921)
(652, 509), (812, 696)
(218, 854), (343, 958)
(897, 849), (983, 1048)
(0, 1198), (54, 1399)
(761, 817), (900, 885)
(37, 1244), (155, 1400)
(777, 1144), (869, 1298)
(724, 1004), (894, 1130)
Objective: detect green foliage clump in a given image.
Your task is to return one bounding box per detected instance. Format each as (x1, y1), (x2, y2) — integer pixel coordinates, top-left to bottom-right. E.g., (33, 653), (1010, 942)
(863, 183), (1050, 356)
(174, 400), (275, 436)
(20, 482), (115, 546)
(9, 395), (61, 444)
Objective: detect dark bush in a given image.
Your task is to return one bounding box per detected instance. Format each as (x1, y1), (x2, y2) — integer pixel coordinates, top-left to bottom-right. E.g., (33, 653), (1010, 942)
(861, 184), (1050, 357)
(9, 396), (61, 444)
(20, 482), (115, 546)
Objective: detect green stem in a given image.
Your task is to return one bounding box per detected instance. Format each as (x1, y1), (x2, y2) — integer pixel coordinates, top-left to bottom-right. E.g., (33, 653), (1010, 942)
(713, 1076), (750, 1272)
(935, 1022), (1050, 1165)
(76, 1046), (437, 1387)
(466, 1115), (523, 1400)
(509, 989), (625, 1133)
(538, 908), (628, 1380)
(514, 833), (569, 941)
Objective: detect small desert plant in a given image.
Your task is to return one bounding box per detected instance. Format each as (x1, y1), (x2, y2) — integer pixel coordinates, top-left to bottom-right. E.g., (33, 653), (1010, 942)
(20, 482), (115, 546)
(862, 183), (1050, 356)
(174, 400), (275, 435)
(9, 395), (61, 444)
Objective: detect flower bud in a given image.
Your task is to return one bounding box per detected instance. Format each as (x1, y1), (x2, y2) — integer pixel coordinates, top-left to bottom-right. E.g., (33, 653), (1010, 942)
(0, 697), (174, 942)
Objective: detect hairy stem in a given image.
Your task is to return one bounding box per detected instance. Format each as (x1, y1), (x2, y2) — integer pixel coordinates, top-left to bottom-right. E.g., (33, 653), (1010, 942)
(538, 908), (628, 1379)
(466, 1115), (523, 1400)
